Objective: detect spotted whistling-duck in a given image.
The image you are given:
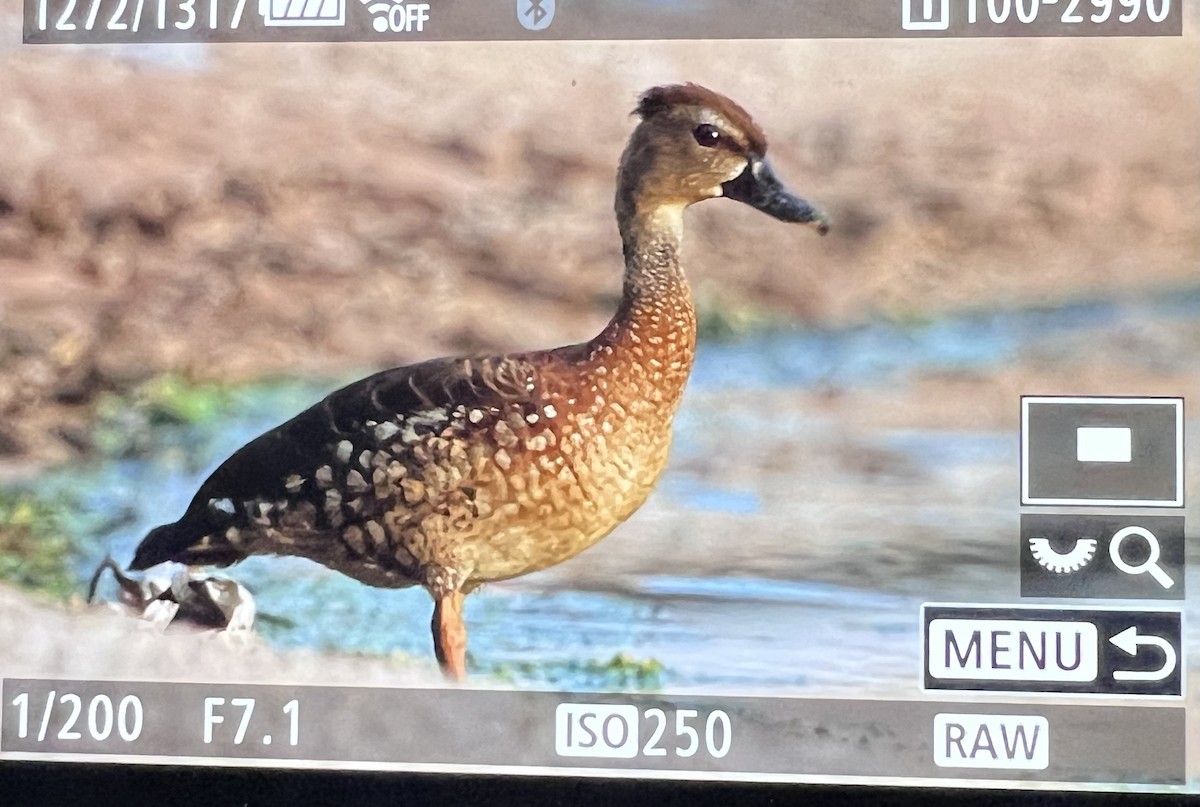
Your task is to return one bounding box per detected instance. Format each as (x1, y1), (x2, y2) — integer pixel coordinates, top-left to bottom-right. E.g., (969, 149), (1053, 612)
(130, 83), (829, 680)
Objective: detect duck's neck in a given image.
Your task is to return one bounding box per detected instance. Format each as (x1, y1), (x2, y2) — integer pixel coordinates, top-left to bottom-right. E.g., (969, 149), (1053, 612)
(612, 197), (697, 338)
(588, 198), (697, 408)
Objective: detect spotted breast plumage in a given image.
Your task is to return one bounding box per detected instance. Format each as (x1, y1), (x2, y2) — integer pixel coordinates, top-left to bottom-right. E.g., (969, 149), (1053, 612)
(130, 83), (830, 679)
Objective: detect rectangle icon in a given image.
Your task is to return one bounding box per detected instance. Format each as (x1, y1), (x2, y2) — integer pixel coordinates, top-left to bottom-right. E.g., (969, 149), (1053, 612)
(1076, 427), (1131, 462)
(922, 605), (1182, 697)
(1021, 396), (1183, 506)
(933, 714), (1049, 770)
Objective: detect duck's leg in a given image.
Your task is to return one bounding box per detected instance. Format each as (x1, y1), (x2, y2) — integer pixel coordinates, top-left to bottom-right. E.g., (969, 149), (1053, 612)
(432, 591), (468, 680)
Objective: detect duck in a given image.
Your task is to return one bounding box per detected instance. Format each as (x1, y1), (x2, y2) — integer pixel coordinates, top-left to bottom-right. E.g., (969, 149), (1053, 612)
(129, 83), (830, 680)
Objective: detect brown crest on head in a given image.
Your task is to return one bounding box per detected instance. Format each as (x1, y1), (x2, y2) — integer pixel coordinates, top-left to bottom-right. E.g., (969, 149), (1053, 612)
(636, 83), (769, 155)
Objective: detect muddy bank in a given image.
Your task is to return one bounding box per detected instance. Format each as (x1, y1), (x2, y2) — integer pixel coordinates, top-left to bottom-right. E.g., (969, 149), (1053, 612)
(1, 584), (444, 686)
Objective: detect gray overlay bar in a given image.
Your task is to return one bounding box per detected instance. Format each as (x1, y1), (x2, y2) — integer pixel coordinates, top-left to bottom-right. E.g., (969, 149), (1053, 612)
(0, 679), (1185, 785)
(23, 0), (1184, 44)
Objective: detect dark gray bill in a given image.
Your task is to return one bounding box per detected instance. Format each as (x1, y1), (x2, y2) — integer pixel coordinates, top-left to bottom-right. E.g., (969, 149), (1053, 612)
(721, 158), (830, 235)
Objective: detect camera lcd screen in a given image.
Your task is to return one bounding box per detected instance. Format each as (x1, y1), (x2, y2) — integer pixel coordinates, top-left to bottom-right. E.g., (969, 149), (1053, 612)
(1, 0), (1196, 794)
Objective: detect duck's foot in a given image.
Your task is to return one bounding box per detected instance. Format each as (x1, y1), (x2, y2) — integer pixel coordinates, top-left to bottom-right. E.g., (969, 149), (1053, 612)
(432, 591), (468, 681)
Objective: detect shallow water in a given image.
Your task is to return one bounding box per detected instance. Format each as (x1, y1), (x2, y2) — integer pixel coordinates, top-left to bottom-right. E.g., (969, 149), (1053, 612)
(40, 287), (1200, 691)
(690, 288), (1200, 390)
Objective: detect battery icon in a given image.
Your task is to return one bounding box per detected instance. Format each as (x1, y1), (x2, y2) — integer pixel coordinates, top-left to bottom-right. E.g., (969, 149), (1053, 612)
(260, 0), (346, 27)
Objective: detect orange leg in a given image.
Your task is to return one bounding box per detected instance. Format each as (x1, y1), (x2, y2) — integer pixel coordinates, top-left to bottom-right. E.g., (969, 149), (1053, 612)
(431, 592), (468, 681)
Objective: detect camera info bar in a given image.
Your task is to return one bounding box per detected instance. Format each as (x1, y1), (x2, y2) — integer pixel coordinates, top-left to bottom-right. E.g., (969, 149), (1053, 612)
(1, 679), (1186, 785)
(23, 0), (1183, 44)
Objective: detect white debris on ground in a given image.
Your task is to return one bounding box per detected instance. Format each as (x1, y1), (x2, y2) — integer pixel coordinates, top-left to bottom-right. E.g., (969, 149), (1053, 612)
(87, 557), (255, 634)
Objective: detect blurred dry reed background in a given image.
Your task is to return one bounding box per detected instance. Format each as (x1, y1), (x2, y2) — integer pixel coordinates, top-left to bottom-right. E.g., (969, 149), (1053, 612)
(0, 22), (1197, 466)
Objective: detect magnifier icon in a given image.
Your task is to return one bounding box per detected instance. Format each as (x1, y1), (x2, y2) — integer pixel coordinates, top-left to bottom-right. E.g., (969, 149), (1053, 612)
(1109, 526), (1174, 589)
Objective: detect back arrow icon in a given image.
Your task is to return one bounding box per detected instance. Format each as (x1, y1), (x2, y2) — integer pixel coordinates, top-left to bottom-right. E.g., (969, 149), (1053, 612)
(1109, 626), (1177, 682)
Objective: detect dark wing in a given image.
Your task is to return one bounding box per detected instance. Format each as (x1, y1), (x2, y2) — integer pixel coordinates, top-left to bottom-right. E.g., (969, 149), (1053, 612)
(129, 352), (556, 570)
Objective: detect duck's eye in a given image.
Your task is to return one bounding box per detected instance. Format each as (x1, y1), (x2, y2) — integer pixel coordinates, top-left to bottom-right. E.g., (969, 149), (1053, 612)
(693, 124), (722, 148)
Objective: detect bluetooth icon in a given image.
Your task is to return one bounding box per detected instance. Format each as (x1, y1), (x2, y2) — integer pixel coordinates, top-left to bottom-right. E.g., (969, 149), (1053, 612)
(518, 0), (555, 31)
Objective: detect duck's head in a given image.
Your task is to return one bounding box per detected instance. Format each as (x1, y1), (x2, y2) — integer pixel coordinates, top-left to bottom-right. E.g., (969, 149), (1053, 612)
(619, 83), (829, 235)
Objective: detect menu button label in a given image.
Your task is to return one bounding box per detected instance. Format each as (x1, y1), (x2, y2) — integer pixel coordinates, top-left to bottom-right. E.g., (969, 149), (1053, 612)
(928, 619), (1097, 682)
